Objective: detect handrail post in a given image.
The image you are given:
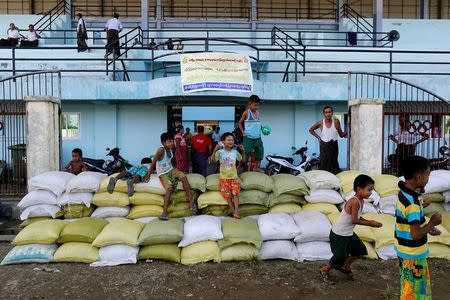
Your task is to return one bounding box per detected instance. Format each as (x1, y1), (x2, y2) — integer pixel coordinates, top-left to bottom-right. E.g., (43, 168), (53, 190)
(285, 36), (288, 58)
(151, 49), (155, 79)
(63, 31), (66, 45)
(125, 35), (128, 58)
(112, 53), (116, 81)
(106, 54), (109, 76)
(256, 49), (260, 80)
(294, 51), (298, 82)
(303, 48), (306, 76)
(12, 47), (16, 77)
(389, 52), (393, 80)
(205, 31), (209, 51)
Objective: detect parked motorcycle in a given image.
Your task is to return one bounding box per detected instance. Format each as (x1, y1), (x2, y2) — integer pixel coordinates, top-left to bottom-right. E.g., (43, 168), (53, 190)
(430, 142), (450, 170)
(265, 141), (319, 176)
(83, 147), (132, 175)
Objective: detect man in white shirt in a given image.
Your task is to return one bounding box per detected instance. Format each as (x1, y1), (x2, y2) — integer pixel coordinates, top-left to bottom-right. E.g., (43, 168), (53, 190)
(104, 13), (122, 58)
(76, 13), (89, 52)
(0, 23), (20, 47)
(20, 24), (40, 47)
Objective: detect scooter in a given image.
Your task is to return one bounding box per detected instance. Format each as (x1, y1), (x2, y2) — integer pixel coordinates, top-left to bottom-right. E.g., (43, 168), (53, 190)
(265, 141), (319, 176)
(83, 147), (132, 175)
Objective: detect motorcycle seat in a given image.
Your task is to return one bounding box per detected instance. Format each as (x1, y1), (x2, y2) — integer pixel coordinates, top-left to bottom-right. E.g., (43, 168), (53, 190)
(267, 155), (294, 164)
(83, 158), (105, 164)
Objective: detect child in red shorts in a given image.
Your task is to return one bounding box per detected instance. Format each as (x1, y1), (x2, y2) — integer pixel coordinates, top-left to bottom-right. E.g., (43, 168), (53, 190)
(211, 132), (245, 218)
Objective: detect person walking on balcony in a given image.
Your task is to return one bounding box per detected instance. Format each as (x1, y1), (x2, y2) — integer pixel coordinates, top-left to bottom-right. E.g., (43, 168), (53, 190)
(76, 13), (89, 53)
(105, 13), (122, 58)
(309, 106), (347, 174)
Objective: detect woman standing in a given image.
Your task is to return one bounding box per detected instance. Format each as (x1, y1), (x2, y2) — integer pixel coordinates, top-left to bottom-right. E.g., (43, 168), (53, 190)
(175, 125), (189, 173)
(76, 13), (89, 52)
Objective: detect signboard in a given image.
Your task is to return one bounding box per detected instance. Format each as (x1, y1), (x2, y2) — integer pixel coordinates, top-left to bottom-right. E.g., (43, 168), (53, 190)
(180, 52), (253, 93)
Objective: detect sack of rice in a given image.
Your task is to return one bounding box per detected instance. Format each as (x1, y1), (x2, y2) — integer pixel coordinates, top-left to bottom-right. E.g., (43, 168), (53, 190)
(1, 244), (58, 265)
(134, 174), (166, 195)
(428, 243), (450, 259)
(18, 190), (58, 209)
(305, 189), (344, 204)
(58, 192), (94, 207)
(363, 241), (378, 259)
(138, 244), (181, 263)
(138, 219), (184, 246)
(28, 171), (75, 197)
(20, 217), (52, 228)
(177, 173), (206, 192)
(425, 171), (450, 194)
(302, 203), (339, 215)
(58, 217), (108, 243)
(373, 174), (400, 197)
(63, 204), (94, 219)
(293, 211), (331, 243)
(180, 241), (220, 265)
(92, 218), (144, 247)
(271, 174), (308, 197)
(442, 212), (450, 233)
(336, 170), (362, 196)
(378, 195), (398, 215)
(91, 206), (130, 218)
(13, 220), (67, 245)
(206, 174), (220, 191)
(98, 174), (128, 193)
(296, 241), (332, 262)
(424, 203), (444, 217)
(200, 205), (230, 216)
(93, 192), (129, 207)
(90, 244), (139, 267)
(423, 193), (445, 203)
(129, 192), (164, 206)
(299, 170), (340, 190)
(221, 244), (259, 262)
(197, 191), (227, 209)
(444, 191), (450, 203)
(128, 205), (163, 219)
(20, 204), (63, 220)
(239, 205), (269, 217)
(240, 172), (274, 192)
(239, 190), (269, 207)
(268, 193), (305, 207)
(178, 215), (223, 247)
(170, 190), (199, 205)
(53, 242), (99, 263)
(65, 171), (107, 193)
(218, 218), (262, 249)
(270, 204), (302, 214)
(376, 244), (396, 260)
(259, 240), (298, 261)
(258, 213), (300, 241)
(363, 213), (396, 249)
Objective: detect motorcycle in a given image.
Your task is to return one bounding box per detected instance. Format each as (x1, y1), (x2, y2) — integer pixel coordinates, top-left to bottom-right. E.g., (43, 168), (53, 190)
(265, 141), (319, 176)
(429, 142), (450, 170)
(83, 147), (133, 175)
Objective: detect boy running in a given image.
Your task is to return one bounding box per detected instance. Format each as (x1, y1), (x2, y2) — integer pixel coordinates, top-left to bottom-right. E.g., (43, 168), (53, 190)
(210, 133), (245, 218)
(320, 174), (382, 284)
(143, 132), (196, 220)
(396, 156), (442, 299)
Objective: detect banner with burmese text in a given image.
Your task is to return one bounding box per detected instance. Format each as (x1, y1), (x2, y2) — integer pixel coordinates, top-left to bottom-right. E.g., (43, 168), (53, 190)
(180, 52), (253, 93)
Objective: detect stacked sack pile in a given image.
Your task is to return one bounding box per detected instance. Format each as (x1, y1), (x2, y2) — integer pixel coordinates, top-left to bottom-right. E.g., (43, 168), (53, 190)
(169, 174), (205, 218)
(237, 172), (272, 216)
(127, 174), (166, 221)
(268, 174), (309, 214)
(17, 171), (75, 227)
(423, 170), (450, 215)
(300, 170), (342, 216)
(198, 174), (229, 216)
(59, 172), (107, 220)
(92, 174), (131, 220)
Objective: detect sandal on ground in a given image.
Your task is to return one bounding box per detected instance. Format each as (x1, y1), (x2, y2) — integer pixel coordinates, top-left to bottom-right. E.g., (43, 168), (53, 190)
(320, 270), (335, 285)
(337, 268), (354, 280)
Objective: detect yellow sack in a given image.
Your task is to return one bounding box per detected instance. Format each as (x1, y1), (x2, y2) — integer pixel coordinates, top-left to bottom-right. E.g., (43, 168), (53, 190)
(302, 203), (339, 215)
(363, 213), (396, 249)
(20, 217), (52, 228)
(206, 174), (220, 191)
(240, 172), (274, 193)
(169, 210), (192, 218)
(220, 243), (259, 262)
(239, 204), (269, 217)
(177, 173), (206, 193)
(328, 213), (376, 243)
(92, 192), (129, 207)
(14, 219), (67, 245)
(363, 241), (378, 260)
(138, 244), (181, 263)
(98, 174), (128, 193)
(128, 205), (163, 219)
(92, 218), (144, 247)
(336, 171), (362, 195)
(197, 191), (227, 209)
(63, 204), (94, 219)
(428, 243), (450, 259)
(53, 242), (99, 263)
(180, 241), (220, 265)
(271, 174), (309, 197)
(425, 216), (450, 246)
(424, 203), (444, 217)
(129, 193), (164, 206)
(442, 212), (450, 233)
(268, 193), (305, 207)
(423, 193), (445, 203)
(270, 204), (302, 214)
(200, 205), (230, 217)
(373, 174), (400, 197)
(58, 217), (109, 243)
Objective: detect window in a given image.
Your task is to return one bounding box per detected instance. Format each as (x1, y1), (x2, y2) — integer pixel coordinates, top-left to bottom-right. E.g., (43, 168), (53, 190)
(61, 112), (80, 140)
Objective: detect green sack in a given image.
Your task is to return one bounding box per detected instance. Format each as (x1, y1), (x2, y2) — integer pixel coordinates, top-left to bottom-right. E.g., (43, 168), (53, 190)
(240, 172), (274, 192)
(238, 204), (269, 217)
(218, 218), (262, 249)
(58, 217), (108, 244)
(200, 205), (230, 217)
(206, 174), (220, 191)
(138, 244), (181, 263)
(268, 193), (306, 207)
(170, 190), (199, 204)
(169, 210), (192, 218)
(239, 190), (269, 207)
(63, 204), (94, 219)
(272, 174), (309, 197)
(197, 191), (227, 209)
(177, 173), (206, 193)
(423, 193), (445, 203)
(53, 242), (99, 263)
(220, 243), (259, 262)
(138, 219), (184, 246)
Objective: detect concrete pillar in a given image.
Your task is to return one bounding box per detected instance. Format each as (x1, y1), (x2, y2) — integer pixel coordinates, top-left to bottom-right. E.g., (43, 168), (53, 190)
(349, 99), (384, 175)
(25, 96), (61, 180)
(373, 0), (383, 47)
(141, 0), (149, 44)
(156, 0), (162, 31)
(420, 0), (429, 19)
(66, 0), (73, 19)
(251, 0), (257, 45)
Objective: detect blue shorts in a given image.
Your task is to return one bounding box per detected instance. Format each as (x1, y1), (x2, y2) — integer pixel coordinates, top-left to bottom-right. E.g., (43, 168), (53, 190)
(127, 165), (148, 178)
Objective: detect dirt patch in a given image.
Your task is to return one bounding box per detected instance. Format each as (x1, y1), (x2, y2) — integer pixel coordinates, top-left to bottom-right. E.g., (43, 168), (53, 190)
(1, 243), (449, 300)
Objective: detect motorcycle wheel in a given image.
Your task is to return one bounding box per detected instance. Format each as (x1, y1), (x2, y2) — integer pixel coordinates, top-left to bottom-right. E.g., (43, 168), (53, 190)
(265, 164), (279, 176)
(306, 159), (320, 171)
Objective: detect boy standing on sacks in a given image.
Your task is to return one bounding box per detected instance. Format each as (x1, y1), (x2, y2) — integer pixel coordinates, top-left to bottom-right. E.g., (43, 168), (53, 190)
(320, 175), (382, 284)
(144, 132), (197, 220)
(210, 133), (245, 219)
(396, 156), (442, 299)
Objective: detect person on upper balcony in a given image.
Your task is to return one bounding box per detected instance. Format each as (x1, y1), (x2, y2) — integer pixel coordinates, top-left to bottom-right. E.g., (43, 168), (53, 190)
(20, 24), (40, 47)
(4, 23), (21, 47)
(165, 38), (174, 50)
(104, 13), (122, 58)
(76, 13), (89, 53)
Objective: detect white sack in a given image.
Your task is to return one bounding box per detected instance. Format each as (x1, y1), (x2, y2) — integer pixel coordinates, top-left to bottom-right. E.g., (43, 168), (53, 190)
(257, 213), (300, 241)
(296, 241), (332, 262)
(20, 204), (61, 220)
(259, 240), (299, 261)
(17, 190), (58, 209)
(425, 173), (450, 194)
(65, 171), (107, 193)
(134, 174), (166, 195)
(91, 206), (130, 218)
(379, 195), (398, 216)
(299, 170), (341, 190)
(90, 244), (139, 267)
(28, 171), (75, 197)
(443, 191), (450, 203)
(345, 190), (381, 206)
(178, 215), (223, 247)
(57, 192), (93, 207)
(305, 189), (344, 204)
(376, 244), (397, 260)
(292, 211), (331, 243)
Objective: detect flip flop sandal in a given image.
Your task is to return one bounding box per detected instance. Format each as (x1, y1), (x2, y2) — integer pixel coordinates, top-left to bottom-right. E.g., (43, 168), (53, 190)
(320, 270), (335, 285)
(337, 268), (354, 280)
(158, 215), (169, 221)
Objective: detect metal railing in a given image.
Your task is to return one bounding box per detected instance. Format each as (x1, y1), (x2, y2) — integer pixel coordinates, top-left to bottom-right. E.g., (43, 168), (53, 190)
(72, 3), (148, 18)
(162, 5), (250, 20)
(257, 7), (338, 21)
(348, 72), (450, 174)
(0, 71), (61, 196)
(33, 0), (70, 33)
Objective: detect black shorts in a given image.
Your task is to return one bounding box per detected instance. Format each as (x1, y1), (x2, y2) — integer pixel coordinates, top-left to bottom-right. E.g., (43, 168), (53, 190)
(329, 230), (367, 269)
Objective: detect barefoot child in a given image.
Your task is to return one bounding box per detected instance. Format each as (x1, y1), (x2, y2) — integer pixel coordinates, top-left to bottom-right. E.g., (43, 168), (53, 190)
(107, 157), (152, 196)
(64, 148), (88, 175)
(396, 156), (442, 299)
(143, 132), (196, 220)
(320, 174), (382, 284)
(210, 132), (245, 218)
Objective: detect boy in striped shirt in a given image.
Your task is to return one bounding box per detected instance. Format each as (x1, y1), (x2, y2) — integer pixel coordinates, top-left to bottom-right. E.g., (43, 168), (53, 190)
(396, 156), (442, 300)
